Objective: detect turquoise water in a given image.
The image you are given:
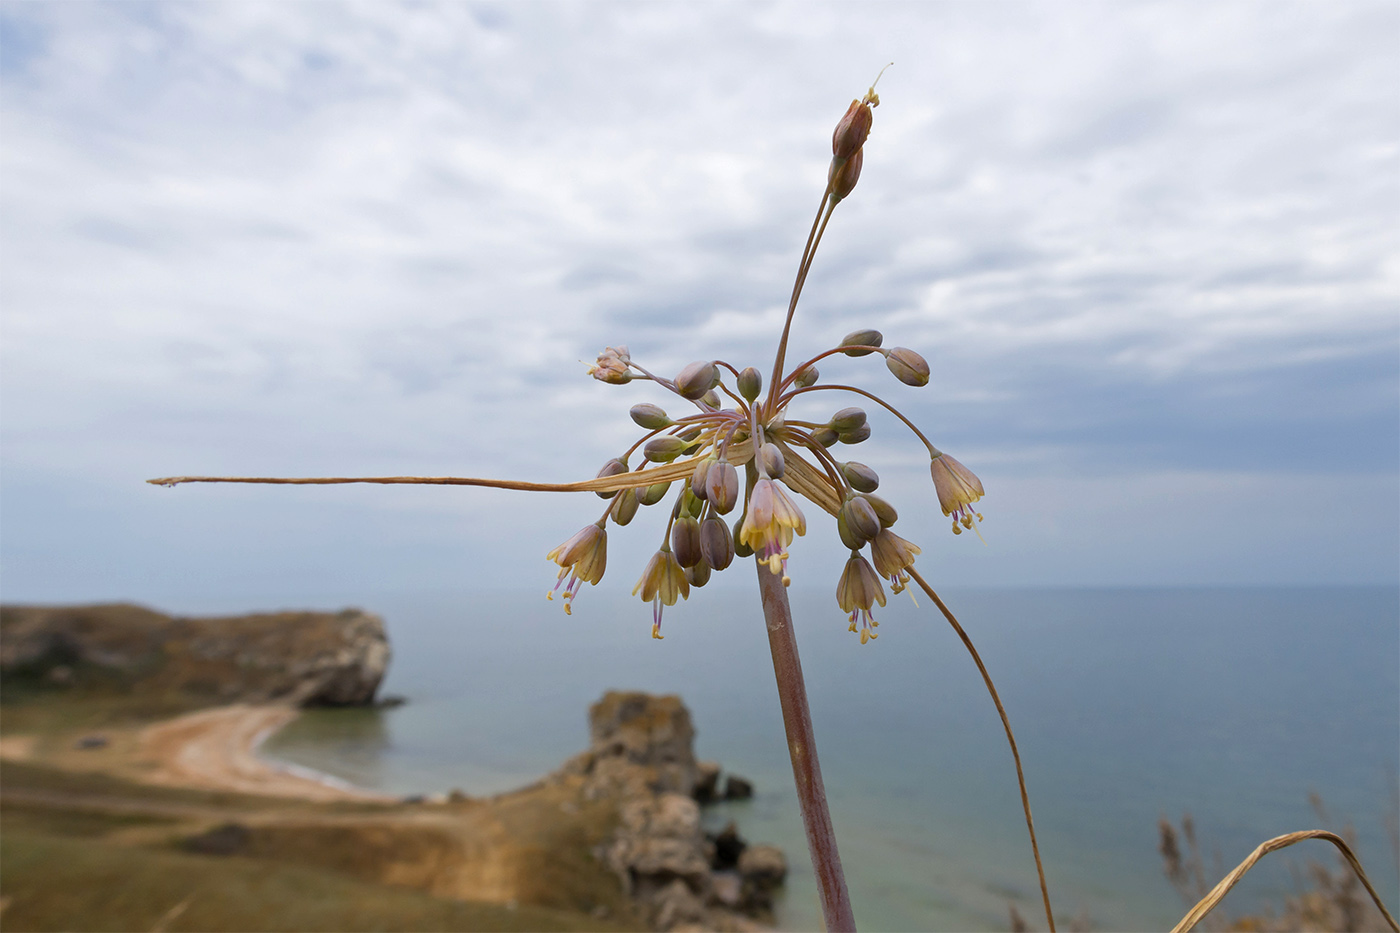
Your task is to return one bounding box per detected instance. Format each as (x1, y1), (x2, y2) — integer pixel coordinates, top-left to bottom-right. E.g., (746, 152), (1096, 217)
(264, 586), (1400, 931)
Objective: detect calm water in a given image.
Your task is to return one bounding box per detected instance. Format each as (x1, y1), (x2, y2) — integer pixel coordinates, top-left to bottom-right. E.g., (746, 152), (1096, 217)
(264, 586), (1400, 931)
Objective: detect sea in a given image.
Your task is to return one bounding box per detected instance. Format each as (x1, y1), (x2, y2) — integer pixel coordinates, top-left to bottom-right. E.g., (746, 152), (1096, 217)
(262, 585), (1400, 932)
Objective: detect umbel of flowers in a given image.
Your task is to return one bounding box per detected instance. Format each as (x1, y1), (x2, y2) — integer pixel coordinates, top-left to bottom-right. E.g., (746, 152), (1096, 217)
(546, 76), (984, 643)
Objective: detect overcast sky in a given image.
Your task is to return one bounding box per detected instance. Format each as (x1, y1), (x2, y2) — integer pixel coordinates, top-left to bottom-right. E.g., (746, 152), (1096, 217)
(2, 1), (1396, 613)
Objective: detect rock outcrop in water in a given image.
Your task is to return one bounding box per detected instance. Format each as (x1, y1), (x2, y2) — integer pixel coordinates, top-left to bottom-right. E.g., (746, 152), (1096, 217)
(0, 603), (390, 706)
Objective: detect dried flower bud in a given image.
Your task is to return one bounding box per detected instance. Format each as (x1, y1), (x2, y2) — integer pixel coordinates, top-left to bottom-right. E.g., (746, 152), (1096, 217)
(829, 147), (863, 204)
(644, 436), (688, 463)
(840, 495), (881, 544)
(594, 458), (628, 498)
(639, 481), (672, 506)
(675, 360), (720, 400)
(737, 367), (762, 402)
(610, 488), (639, 526)
(829, 407), (867, 433)
(672, 516), (703, 568)
(630, 403), (672, 430)
(705, 460), (740, 514)
(839, 329), (884, 357)
(838, 422), (871, 445)
(809, 426), (839, 448)
(863, 493), (898, 528)
(841, 461), (880, 493)
(685, 560), (711, 588)
(884, 347), (930, 387)
(758, 442), (786, 479)
(588, 346), (632, 384)
(700, 516), (735, 571)
(832, 99), (874, 162)
(794, 365), (819, 388)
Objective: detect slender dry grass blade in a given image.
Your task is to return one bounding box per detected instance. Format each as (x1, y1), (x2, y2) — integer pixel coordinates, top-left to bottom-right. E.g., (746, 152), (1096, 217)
(1170, 829), (1399, 933)
(907, 567), (1056, 933)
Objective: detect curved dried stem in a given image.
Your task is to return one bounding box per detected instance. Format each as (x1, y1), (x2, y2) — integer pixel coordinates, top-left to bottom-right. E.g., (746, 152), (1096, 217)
(907, 567), (1055, 933)
(1170, 829), (1399, 933)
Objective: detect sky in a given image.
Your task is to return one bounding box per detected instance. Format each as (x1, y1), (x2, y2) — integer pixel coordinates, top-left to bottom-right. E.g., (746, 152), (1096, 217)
(2, 1), (1397, 614)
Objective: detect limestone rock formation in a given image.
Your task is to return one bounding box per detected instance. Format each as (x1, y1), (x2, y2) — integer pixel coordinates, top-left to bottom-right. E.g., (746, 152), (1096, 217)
(0, 603), (390, 706)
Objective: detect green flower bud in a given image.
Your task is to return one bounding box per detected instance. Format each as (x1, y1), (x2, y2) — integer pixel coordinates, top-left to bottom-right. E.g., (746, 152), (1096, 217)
(700, 517), (735, 571)
(630, 403), (672, 430)
(677, 425), (702, 443)
(809, 426), (839, 448)
(737, 367), (762, 402)
(863, 493), (898, 528)
(884, 347), (930, 387)
(675, 360), (720, 400)
(829, 407), (867, 433)
(594, 458), (628, 499)
(732, 516), (754, 558)
(685, 559), (711, 588)
(839, 422), (872, 445)
(794, 365), (819, 388)
(701, 389), (721, 409)
(840, 495), (881, 543)
(681, 486), (705, 519)
(610, 488), (639, 526)
(836, 510), (864, 550)
(639, 481), (672, 506)
(841, 461), (880, 493)
(705, 460), (740, 514)
(758, 442), (786, 479)
(840, 329), (883, 357)
(644, 436), (688, 463)
(672, 516), (703, 568)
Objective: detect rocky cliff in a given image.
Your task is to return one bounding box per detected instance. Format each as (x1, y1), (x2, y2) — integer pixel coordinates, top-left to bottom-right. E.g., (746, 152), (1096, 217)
(0, 603), (389, 706)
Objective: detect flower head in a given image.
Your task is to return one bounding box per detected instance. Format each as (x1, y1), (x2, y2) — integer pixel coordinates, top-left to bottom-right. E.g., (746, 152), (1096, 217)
(836, 554), (886, 644)
(929, 453), (984, 535)
(546, 521), (608, 614)
(633, 546), (689, 639)
(870, 528), (921, 596)
(740, 478), (807, 585)
(588, 346), (632, 384)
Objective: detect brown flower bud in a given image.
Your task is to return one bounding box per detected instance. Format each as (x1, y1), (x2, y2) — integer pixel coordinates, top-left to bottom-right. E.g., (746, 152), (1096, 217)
(841, 461), (880, 493)
(690, 458), (713, 500)
(644, 436), (688, 463)
(630, 403), (672, 430)
(705, 460), (740, 514)
(588, 346), (632, 384)
(672, 516), (703, 568)
(610, 488), (639, 526)
(639, 481), (672, 506)
(700, 516), (735, 571)
(829, 147), (863, 204)
(809, 426), (839, 448)
(794, 365), (819, 388)
(685, 559), (711, 588)
(594, 458), (628, 499)
(829, 407), (867, 433)
(884, 347), (930, 387)
(862, 493), (898, 528)
(839, 422), (871, 445)
(758, 442), (786, 479)
(675, 360), (719, 400)
(840, 329), (884, 357)
(832, 99), (873, 162)
(840, 495), (881, 543)
(737, 367), (762, 402)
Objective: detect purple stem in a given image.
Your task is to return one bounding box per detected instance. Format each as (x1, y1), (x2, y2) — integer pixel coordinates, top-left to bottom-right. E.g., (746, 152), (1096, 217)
(755, 562), (857, 932)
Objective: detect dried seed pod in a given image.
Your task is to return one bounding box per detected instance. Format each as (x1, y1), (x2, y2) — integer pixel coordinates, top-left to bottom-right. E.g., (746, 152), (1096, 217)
(700, 516), (735, 571)
(672, 516), (703, 568)
(794, 365), (819, 388)
(862, 493), (898, 528)
(841, 461), (880, 493)
(737, 367), (762, 402)
(841, 495), (881, 543)
(644, 436), (688, 463)
(758, 442), (786, 479)
(884, 347), (930, 387)
(630, 403), (672, 430)
(705, 460), (740, 514)
(829, 407), (867, 433)
(639, 481), (672, 506)
(839, 329), (883, 357)
(675, 360), (720, 400)
(838, 422), (872, 445)
(610, 488), (639, 526)
(809, 426), (839, 448)
(594, 458), (628, 499)
(685, 559), (711, 588)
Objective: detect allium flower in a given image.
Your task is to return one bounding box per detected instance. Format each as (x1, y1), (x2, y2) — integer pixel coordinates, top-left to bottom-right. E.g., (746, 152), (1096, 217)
(929, 452), (985, 535)
(633, 546), (689, 639)
(546, 521), (608, 614)
(740, 477), (807, 585)
(870, 528), (921, 596)
(836, 554), (886, 644)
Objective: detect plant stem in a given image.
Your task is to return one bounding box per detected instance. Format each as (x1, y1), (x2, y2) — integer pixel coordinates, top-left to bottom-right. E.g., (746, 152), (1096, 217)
(755, 562), (856, 932)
